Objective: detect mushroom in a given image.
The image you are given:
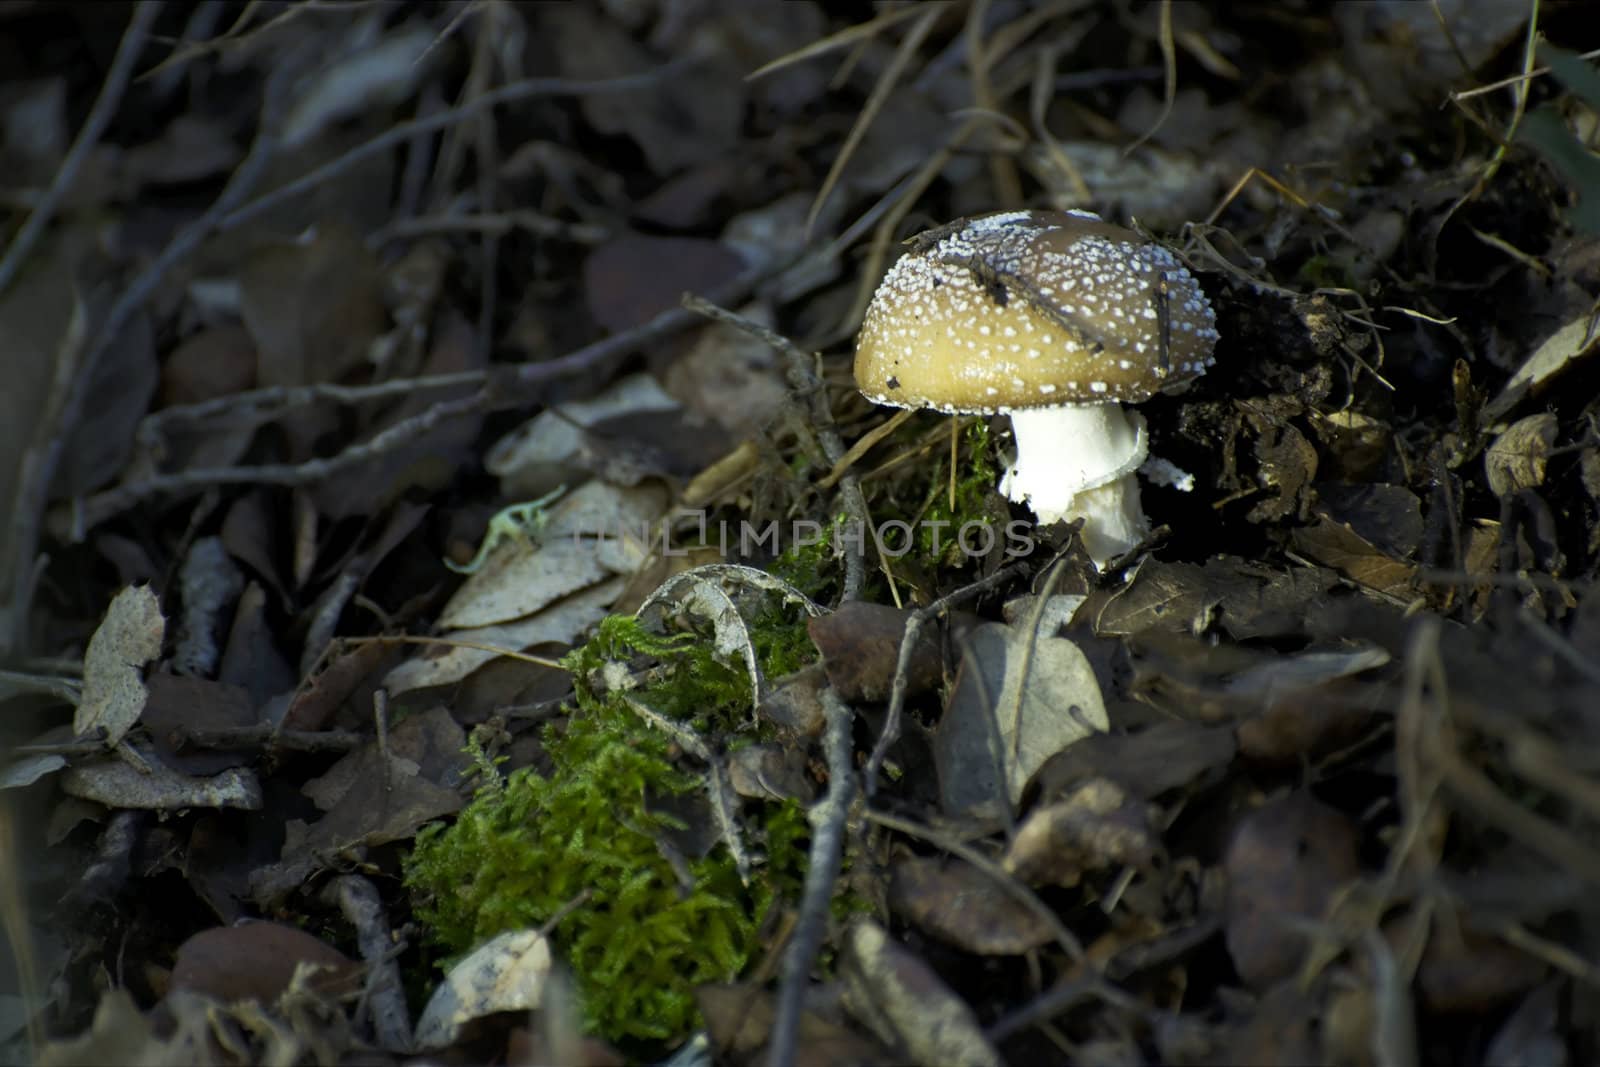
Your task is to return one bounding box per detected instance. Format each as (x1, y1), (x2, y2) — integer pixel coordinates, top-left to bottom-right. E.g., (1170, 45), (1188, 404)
(853, 209), (1219, 567)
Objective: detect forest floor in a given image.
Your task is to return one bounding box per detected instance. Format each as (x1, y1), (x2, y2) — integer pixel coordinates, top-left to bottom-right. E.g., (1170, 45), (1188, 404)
(4, 2), (1600, 1065)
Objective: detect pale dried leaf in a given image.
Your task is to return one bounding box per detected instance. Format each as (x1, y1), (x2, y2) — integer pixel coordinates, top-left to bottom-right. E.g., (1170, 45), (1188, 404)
(840, 917), (1002, 1067)
(438, 482), (666, 630)
(1002, 778), (1163, 888)
(1487, 313), (1600, 420)
(62, 752), (261, 811)
(415, 929), (554, 1050)
(385, 578), (624, 695)
(1484, 413), (1558, 497)
(74, 585), (165, 746)
(485, 374), (681, 495)
(934, 622), (1109, 816)
(0, 753), (66, 790)
(281, 23), (436, 149)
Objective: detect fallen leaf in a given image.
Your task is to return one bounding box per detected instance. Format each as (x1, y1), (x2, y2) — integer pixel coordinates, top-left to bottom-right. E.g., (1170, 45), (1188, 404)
(62, 750), (261, 812)
(56, 302), (157, 498)
(662, 303), (791, 437)
(1486, 309), (1600, 420)
(1095, 557), (1339, 640)
(170, 921), (360, 1004)
(808, 601), (974, 704)
(415, 928), (555, 1050)
(74, 585), (165, 746)
(546, 4), (744, 178)
(438, 482), (667, 630)
(0, 753), (66, 790)
(385, 578), (624, 696)
(888, 855), (1055, 955)
(1224, 792), (1361, 989)
(697, 983), (891, 1067)
(140, 674), (255, 775)
(1292, 517), (1418, 598)
(0, 239), (84, 603)
(1484, 413), (1558, 497)
(582, 234), (748, 334)
(839, 917), (1002, 1067)
(1003, 778), (1163, 888)
(934, 622), (1109, 816)
(280, 22), (436, 149)
(236, 224), (386, 455)
(1029, 720), (1237, 802)
(1483, 984), (1563, 1066)
(1405, 917), (1545, 1014)
(726, 743), (815, 802)
(250, 710), (470, 906)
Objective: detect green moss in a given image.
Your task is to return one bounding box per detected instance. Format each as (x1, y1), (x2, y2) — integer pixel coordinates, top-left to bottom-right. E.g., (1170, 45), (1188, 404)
(915, 420), (1000, 569)
(404, 611), (819, 1048)
(768, 525), (839, 603)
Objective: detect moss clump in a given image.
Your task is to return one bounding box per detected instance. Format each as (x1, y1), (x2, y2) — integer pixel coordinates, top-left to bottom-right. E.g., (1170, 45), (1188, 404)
(916, 420), (1000, 568)
(404, 614), (814, 1047)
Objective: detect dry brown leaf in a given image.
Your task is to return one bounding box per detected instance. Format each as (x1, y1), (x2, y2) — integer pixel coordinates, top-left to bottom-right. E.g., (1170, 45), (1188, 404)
(888, 855), (1055, 955)
(1003, 778), (1164, 889)
(1292, 517), (1419, 599)
(1224, 792), (1361, 989)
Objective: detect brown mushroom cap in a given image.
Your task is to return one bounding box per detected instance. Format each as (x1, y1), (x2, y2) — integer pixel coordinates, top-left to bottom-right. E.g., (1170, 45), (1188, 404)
(854, 210), (1219, 413)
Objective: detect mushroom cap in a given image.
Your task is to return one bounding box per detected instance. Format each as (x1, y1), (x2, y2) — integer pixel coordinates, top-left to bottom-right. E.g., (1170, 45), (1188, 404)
(854, 209), (1219, 413)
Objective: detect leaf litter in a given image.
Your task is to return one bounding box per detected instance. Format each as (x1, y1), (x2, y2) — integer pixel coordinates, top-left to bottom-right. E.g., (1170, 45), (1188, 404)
(4, 3), (1600, 1066)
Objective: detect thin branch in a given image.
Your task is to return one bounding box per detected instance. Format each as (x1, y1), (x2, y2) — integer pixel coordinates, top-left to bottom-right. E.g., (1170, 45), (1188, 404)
(322, 875), (414, 1054)
(73, 265), (774, 530)
(171, 723), (365, 753)
(681, 295), (870, 600)
(0, 1), (163, 297)
(369, 210), (609, 247)
(218, 63), (692, 236)
(74, 392), (485, 529)
(7, 56), (291, 658)
(141, 372), (487, 442)
(767, 686), (855, 1067)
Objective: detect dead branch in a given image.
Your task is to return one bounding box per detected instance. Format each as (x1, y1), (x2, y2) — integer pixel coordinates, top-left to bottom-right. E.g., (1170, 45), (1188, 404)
(682, 295), (871, 601)
(767, 685), (855, 1067)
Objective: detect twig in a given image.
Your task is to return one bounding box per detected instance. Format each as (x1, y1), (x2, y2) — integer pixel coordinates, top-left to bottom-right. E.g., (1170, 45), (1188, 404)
(806, 5), (942, 236)
(369, 210), (608, 247)
(1123, 0), (1175, 155)
(7, 58), (290, 658)
(622, 694), (751, 883)
(142, 371), (487, 442)
(218, 63), (692, 236)
(681, 295), (870, 600)
(862, 562), (1027, 795)
(322, 874), (413, 1054)
(767, 686), (855, 1067)
(74, 391), (486, 528)
(172, 723), (365, 753)
(72, 264), (772, 530)
(0, 1), (163, 297)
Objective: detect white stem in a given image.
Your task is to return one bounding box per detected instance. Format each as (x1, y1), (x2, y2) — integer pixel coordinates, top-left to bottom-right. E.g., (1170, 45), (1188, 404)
(999, 404), (1150, 567)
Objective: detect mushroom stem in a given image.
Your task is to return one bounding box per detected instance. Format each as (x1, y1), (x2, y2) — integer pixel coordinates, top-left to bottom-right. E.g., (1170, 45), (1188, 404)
(1000, 404), (1150, 566)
